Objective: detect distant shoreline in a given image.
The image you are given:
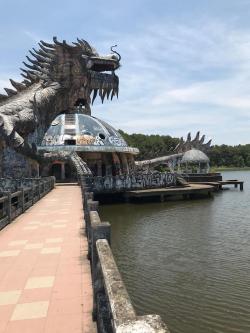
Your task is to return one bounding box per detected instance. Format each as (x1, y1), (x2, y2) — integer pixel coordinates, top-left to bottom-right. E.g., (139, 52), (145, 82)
(211, 167), (250, 172)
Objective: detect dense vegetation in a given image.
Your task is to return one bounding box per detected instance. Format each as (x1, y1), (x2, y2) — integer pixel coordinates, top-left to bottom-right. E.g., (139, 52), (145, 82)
(119, 130), (250, 168)
(119, 130), (179, 160)
(209, 144), (250, 167)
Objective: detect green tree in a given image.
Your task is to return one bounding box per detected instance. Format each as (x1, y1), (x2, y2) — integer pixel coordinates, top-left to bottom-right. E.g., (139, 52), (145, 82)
(119, 130), (250, 168)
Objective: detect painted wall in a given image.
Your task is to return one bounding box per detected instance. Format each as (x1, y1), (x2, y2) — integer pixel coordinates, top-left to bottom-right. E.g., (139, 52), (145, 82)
(86, 172), (176, 193)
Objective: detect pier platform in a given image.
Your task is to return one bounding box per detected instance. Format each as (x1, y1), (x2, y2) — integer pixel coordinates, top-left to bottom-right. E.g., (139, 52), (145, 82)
(125, 183), (214, 201)
(0, 185), (96, 333)
(189, 180), (244, 191)
(218, 180), (244, 190)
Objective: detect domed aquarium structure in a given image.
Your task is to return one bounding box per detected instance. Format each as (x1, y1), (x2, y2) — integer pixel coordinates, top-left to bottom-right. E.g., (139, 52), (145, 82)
(38, 113), (139, 180)
(180, 148), (210, 174)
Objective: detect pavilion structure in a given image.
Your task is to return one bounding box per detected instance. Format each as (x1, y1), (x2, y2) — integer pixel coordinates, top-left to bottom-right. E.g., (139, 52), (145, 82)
(38, 112), (139, 181)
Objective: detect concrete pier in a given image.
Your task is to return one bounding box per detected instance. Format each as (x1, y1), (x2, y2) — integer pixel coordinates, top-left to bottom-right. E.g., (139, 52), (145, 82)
(0, 185), (96, 333)
(189, 180), (244, 191)
(125, 183), (214, 201)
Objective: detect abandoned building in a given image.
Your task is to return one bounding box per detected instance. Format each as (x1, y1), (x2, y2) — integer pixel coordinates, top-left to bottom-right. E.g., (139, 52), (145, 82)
(179, 148), (210, 174)
(38, 113), (139, 180)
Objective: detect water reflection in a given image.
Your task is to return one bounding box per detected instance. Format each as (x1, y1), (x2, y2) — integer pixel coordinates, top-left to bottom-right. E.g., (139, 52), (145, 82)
(99, 171), (250, 333)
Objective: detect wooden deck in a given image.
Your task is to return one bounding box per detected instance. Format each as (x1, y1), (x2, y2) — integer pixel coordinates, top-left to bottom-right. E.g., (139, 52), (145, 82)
(0, 185), (96, 333)
(126, 183), (214, 201)
(218, 180), (244, 190)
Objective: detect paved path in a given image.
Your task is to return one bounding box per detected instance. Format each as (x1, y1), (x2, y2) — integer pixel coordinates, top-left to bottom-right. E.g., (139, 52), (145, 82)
(0, 185), (96, 333)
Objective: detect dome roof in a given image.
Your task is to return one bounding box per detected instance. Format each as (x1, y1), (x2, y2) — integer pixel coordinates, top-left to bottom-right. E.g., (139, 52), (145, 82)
(181, 149), (209, 164)
(38, 113), (139, 155)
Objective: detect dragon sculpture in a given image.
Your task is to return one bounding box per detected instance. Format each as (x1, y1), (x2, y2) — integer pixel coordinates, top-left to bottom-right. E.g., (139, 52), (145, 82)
(0, 37), (120, 159)
(135, 131), (212, 171)
(0, 37), (212, 181)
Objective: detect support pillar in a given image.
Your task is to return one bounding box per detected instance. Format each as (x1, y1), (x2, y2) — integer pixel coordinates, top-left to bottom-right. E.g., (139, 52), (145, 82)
(97, 160), (102, 177)
(127, 154), (135, 173)
(61, 163), (65, 180)
(112, 153), (122, 175)
(120, 154), (129, 174)
(36, 163), (40, 177)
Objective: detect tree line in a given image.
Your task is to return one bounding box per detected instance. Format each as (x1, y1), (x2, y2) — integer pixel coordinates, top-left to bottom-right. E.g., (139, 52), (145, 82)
(119, 130), (250, 168)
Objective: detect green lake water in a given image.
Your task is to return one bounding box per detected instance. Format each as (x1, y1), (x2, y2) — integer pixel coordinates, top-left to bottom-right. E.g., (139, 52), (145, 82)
(99, 171), (250, 333)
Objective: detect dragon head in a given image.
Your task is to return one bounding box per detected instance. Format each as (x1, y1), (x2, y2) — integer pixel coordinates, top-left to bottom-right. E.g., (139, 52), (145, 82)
(20, 37), (121, 114)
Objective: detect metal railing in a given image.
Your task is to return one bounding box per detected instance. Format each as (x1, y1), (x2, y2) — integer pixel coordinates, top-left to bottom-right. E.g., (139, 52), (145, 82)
(80, 177), (170, 333)
(0, 177), (55, 231)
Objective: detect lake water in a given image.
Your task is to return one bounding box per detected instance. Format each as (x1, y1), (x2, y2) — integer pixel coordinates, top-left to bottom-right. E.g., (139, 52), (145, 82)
(99, 171), (250, 333)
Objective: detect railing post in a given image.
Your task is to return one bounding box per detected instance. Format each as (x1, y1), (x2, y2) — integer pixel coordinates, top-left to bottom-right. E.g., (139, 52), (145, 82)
(6, 192), (11, 223)
(38, 179), (41, 199)
(21, 188), (25, 213)
(87, 200), (99, 257)
(32, 185), (35, 205)
(91, 222), (111, 321)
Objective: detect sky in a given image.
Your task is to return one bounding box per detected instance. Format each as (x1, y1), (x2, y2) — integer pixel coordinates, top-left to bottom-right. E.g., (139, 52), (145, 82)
(1, 0), (250, 145)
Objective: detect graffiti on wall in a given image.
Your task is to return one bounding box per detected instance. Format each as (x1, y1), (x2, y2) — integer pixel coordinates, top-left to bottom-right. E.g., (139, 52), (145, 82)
(41, 133), (129, 148)
(86, 172), (176, 193)
(42, 135), (63, 146)
(76, 135), (96, 145)
(108, 136), (127, 147)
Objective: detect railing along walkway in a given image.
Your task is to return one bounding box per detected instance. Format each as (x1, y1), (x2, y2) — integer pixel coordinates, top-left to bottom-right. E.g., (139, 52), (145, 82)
(0, 184), (96, 333)
(0, 177), (55, 231)
(81, 178), (170, 333)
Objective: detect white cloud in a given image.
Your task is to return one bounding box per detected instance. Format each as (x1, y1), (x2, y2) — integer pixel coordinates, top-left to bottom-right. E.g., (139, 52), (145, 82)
(92, 19), (250, 144)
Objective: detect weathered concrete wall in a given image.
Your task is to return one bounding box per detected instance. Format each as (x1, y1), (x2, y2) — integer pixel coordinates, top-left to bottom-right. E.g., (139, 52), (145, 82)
(1, 146), (38, 178)
(86, 172), (176, 193)
(0, 176), (55, 231)
(97, 239), (170, 333)
(183, 173), (222, 182)
(0, 177), (53, 193)
(81, 180), (170, 332)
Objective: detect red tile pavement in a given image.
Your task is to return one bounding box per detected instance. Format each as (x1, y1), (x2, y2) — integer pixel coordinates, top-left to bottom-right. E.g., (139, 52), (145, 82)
(0, 185), (96, 333)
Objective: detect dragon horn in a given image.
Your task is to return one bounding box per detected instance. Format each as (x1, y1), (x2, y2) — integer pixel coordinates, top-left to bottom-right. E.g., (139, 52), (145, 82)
(38, 43), (55, 55)
(187, 132), (191, 142)
(9, 79), (26, 91)
(4, 88), (17, 96)
(29, 50), (51, 63)
(53, 36), (70, 47)
(194, 131), (200, 141)
(40, 40), (55, 48)
(199, 135), (205, 144)
(26, 56), (40, 66)
(111, 45), (121, 62)
(23, 61), (37, 71)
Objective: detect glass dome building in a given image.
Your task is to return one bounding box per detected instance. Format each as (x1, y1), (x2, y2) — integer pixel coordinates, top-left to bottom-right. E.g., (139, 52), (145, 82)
(180, 148), (210, 174)
(38, 114), (139, 179)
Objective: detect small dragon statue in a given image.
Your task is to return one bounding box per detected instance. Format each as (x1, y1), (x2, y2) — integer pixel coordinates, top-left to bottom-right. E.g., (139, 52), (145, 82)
(0, 37), (121, 159)
(135, 131), (212, 171)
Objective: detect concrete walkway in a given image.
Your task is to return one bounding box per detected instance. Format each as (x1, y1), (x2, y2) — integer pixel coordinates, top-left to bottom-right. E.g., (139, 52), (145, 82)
(0, 185), (96, 333)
